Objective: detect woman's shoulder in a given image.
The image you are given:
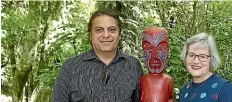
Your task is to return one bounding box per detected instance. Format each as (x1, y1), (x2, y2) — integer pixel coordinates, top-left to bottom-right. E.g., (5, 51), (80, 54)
(218, 81), (232, 102)
(211, 74), (229, 83)
(221, 81), (232, 92)
(180, 81), (191, 91)
(215, 74), (232, 94)
(179, 81), (192, 97)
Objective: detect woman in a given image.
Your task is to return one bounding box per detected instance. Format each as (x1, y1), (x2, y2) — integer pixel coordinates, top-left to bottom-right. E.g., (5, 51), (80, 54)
(179, 33), (232, 102)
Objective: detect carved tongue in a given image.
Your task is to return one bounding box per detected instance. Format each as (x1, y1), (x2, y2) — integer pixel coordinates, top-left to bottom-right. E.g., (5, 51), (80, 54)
(151, 63), (160, 67)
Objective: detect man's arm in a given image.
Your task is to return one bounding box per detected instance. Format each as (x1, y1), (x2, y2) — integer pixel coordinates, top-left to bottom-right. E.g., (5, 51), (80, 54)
(132, 58), (143, 102)
(132, 84), (140, 102)
(51, 63), (72, 102)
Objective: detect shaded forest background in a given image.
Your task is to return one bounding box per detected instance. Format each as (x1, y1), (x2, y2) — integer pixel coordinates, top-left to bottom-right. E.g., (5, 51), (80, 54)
(1, 1), (232, 102)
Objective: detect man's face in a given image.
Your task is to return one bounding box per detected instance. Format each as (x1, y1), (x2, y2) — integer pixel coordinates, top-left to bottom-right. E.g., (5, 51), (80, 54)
(90, 15), (120, 53)
(142, 27), (168, 74)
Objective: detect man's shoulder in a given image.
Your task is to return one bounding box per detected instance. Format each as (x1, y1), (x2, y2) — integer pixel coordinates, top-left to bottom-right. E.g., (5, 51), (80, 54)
(126, 55), (139, 61)
(125, 55), (141, 65)
(117, 50), (140, 62)
(122, 53), (139, 62)
(63, 50), (91, 66)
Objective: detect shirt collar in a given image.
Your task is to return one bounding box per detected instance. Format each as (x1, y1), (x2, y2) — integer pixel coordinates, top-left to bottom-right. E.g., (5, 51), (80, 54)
(83, 48), (128, 61)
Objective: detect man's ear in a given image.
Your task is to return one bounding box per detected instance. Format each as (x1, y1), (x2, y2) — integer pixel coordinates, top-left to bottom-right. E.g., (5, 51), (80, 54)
(89, 33), (92, 44)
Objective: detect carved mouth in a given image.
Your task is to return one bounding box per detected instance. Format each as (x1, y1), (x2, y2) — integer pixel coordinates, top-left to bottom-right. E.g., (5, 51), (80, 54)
(151, 63), (160, 67)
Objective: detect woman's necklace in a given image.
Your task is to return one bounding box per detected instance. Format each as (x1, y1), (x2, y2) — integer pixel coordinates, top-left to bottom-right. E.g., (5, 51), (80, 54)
(190, 78), (208, 90)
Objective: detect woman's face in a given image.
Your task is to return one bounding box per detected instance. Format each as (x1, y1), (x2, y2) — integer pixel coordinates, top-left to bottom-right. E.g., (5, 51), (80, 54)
(186, 43), (211, 79)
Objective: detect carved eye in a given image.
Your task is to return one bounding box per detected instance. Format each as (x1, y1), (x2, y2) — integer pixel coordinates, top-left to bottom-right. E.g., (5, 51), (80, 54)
(157, 42), (168, 50)
(142, 41), (152, 49)
(143, 50), (151, 58)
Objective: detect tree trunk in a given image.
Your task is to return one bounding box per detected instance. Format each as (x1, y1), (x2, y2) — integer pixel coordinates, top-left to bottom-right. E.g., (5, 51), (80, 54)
(190, 1), (198, 35)
(9, 43), (20, 102)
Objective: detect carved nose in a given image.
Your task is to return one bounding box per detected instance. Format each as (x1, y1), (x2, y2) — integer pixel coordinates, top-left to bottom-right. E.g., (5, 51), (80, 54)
(151, 49), (158, 58)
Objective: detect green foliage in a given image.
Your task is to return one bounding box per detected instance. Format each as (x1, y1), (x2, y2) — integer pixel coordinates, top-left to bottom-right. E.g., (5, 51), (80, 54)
(34, 86), (52, 102)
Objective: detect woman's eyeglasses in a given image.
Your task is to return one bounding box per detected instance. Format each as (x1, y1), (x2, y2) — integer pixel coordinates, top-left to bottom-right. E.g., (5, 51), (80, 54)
(187, 53), (211, 62)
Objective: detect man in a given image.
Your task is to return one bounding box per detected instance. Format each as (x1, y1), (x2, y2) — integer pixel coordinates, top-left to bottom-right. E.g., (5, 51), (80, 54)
(52, 10), (143, 102)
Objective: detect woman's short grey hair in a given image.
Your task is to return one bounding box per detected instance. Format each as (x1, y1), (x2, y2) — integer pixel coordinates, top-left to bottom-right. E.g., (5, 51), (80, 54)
(180, 33), (221, 71)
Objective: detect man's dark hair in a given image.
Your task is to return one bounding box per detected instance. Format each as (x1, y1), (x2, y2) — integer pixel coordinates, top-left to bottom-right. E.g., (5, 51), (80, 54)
(88, 10), (122, 37)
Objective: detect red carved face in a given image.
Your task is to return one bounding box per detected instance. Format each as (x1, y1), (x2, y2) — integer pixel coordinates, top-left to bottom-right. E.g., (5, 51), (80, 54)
(142, 27), (169, 74)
